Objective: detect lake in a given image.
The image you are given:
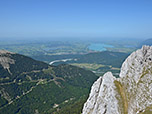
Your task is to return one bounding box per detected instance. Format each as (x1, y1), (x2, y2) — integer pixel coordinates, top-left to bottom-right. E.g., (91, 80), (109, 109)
(88, 43), (114, 51)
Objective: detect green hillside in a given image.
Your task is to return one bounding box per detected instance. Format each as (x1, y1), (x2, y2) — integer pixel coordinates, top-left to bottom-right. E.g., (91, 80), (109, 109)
(74, 51), (128, 68)
(0, 52), (97, 114)
(31, 51), (128, 77)
(68, 51), (128, 77)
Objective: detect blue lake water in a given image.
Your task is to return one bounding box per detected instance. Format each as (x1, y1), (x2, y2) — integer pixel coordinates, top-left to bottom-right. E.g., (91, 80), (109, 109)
(88, 43), (114, 51)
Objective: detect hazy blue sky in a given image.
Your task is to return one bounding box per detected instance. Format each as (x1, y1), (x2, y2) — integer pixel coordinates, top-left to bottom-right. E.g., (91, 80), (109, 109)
(0, 0), (152, 40)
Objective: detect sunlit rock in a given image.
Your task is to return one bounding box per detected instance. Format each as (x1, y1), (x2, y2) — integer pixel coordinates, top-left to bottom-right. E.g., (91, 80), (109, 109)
(82, 45), (152, 114)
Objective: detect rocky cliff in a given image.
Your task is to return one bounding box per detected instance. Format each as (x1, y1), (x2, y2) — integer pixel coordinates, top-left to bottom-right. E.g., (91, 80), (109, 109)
(82, 46), (152, 114)
(0, 50), (15, 74)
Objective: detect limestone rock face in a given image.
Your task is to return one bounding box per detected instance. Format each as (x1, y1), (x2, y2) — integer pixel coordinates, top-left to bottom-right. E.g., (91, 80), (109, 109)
(82, 46), (152, 114)
(0, 50), (15, 73)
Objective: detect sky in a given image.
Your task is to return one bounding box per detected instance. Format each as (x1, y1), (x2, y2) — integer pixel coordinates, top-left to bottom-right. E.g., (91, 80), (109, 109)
(0, 0), (152, 40)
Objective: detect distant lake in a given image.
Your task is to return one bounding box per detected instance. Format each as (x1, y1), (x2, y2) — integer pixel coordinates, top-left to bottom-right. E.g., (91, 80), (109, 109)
(88, 43), (114, 51)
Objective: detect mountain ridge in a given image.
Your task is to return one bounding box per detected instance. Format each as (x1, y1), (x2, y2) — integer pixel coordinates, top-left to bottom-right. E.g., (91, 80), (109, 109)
(0, 50), (98, 114)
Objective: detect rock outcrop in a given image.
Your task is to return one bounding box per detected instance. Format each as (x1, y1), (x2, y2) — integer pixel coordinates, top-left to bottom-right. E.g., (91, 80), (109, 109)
(82, 46), (152, 114)
(0, 50), (15, 74)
